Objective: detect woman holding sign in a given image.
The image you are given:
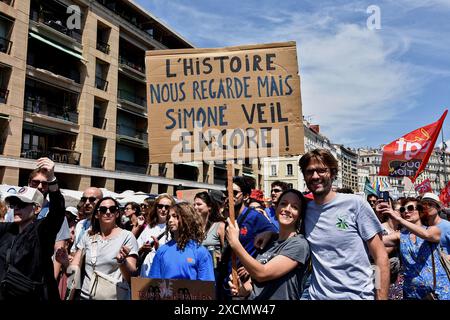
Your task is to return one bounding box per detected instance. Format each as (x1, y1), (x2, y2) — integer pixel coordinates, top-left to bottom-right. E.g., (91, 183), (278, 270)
(225, 189), (310, 300)
(149, 202), (215, 281)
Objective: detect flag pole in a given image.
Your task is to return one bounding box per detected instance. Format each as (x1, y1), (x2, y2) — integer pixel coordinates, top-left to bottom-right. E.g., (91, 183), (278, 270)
(442, 129), (447, 189)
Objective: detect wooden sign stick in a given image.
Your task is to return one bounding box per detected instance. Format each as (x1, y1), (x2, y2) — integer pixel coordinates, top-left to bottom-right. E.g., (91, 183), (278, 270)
(226, 161), (239, 290)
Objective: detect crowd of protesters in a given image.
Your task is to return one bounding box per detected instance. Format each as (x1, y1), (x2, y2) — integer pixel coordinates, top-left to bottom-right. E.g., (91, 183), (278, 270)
(0, 151), (449, 300)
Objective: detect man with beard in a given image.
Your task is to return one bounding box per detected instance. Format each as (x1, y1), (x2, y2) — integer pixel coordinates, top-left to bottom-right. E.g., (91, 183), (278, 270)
(299, 149), (389, 300)
(219, 176), (277, 300)
(70, 187), (103, 254)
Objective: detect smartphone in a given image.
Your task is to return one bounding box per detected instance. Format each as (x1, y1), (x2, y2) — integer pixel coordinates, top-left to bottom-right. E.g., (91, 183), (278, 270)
(379, 191), (389, 202)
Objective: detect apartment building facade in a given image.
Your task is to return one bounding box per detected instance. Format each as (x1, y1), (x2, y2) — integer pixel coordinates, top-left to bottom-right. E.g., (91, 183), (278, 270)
(0, 0), (260, 193)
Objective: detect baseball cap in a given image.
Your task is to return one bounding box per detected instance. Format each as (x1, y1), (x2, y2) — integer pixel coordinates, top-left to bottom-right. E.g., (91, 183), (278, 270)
(5, 187), (44, 207)
(65, 206), (78, 218)
(421, 192), (442, 208)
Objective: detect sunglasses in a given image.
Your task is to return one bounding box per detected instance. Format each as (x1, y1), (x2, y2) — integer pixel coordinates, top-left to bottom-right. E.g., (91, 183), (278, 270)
(157, 204), (171, 210)
(81, 196), (97, 203)
(98, 205), (118, 215)
(271, 188), (282, 193)
(140, 204), (148, 209)
(399, 204), (423, 213)
(7, 200), (31, 210)
(30, 179), (48, 188)
(223, 190), (241, 198)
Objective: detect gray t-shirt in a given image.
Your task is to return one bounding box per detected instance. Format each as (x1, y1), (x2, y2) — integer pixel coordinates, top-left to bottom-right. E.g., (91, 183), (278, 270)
(77, 229), (138, 299)
(304, 193), (383, 300)
(249, 234), (310, 300)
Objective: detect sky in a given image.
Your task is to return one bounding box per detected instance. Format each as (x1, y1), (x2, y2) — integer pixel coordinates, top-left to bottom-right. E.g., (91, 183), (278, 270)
(135, 0), (450, 149)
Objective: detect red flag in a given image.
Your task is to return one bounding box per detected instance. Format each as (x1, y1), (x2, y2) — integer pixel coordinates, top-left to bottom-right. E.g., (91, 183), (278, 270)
(414, 178), (432, 195)
(439, 181), (450, 206)
(379, 110), (448, 183)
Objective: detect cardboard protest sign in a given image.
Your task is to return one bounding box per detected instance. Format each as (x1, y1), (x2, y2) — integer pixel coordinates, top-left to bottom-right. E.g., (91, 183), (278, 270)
(146, 41), (304, 163)
(131, 277), (215, 300)
(176, 188), (207, 203)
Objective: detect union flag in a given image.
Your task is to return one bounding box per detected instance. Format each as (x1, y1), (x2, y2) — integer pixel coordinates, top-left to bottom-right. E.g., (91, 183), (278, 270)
(379, 110), (447, 183)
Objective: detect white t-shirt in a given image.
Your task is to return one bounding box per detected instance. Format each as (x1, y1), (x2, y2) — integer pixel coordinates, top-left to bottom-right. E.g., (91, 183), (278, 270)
(137, 223), (170, 277)
(71, 218), (91, 253)
(77, 229), (138, 300)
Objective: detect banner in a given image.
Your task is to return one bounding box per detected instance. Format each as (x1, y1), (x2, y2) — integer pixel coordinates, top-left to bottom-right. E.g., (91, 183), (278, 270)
(439, 181), (450, 206)
(145, 42), (304, 163)
(414, 178), (432, 195)
(378, 110), (448, 183)
(131, 277), (215, 300)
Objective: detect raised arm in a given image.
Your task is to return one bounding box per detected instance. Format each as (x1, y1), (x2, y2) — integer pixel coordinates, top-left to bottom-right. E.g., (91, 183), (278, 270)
(225, 219), (299, 283)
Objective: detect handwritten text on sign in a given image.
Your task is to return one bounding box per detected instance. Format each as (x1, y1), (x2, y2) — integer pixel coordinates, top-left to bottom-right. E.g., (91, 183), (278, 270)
(146, 42), (304, 163)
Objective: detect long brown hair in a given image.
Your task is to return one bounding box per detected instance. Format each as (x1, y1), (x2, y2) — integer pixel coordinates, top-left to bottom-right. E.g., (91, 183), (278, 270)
(148, 193), (176, 228)
(169, 202), (204, 251)
(194, 191), (225, 233)
(88, 197), (121, 236)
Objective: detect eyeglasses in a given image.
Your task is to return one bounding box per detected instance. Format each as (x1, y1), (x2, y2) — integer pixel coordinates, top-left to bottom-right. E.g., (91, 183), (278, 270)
(98, 206), (118, 215)
(399, 204), (423, 213)
(156, 204), (171, 210)
(304, 167), (329, 177)
(7, 200), (31, 210)
(30, 179), (48, 188)
(81, 196), (97, 203)
(223, 190), (241, 198)
(271, 188), (282, 193)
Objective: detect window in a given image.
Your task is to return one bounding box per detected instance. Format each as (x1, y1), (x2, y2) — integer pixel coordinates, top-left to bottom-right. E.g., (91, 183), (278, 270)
(270, 164), (277, 176)
(287, 183), (293, 189)
(287, 164), (293, 176)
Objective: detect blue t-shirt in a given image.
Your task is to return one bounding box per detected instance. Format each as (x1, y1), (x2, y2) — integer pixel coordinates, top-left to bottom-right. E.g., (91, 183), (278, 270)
(264, 207), (279, 231)
(437, 220), (450, 255)
(150, 239), (215, 281)
(238, 207), (278, 260)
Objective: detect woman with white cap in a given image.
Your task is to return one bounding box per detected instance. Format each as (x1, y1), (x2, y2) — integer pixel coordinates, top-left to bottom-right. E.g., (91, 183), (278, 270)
(419, 193), (450, 257)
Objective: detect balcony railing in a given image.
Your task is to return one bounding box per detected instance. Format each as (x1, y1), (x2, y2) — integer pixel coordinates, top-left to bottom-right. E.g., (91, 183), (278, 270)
(119, 56), (145, 74)
(0, 88), (9, 104)
(29, 59), (81, 83)
(117, 124), (148, 141)
(96, 0), (154, 37)
(30, 9), (83, 43)
(96, 40), (110, 54)
(95, 76), (108, 91)
(24, 96), (78, 123)
(21, 148), (81, 165)
(0, 37), (12, 54)
(115, 159), (147, 174)
(118, 89), (146, 107)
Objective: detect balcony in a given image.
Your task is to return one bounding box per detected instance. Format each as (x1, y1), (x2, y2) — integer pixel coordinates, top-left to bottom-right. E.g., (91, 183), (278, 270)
(24, 95), (78, 124)
(21, 148), (81, 165)
(96, 40), (110, 54)
(0, 37), (12, 54)
(118, 89), (146, 108)
(30, 8), (82, 43)
(0, 88), (9, 104)
(119, 56), (145, 74)
(117, 124), (148, 141)
(115, 159), (147, 174)
(95, 76), (108, 91)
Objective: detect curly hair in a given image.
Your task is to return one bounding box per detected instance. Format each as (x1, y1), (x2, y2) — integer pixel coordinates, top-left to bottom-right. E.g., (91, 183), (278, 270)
(169, 202), (205, 251)
(148, 193), (176, 228)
